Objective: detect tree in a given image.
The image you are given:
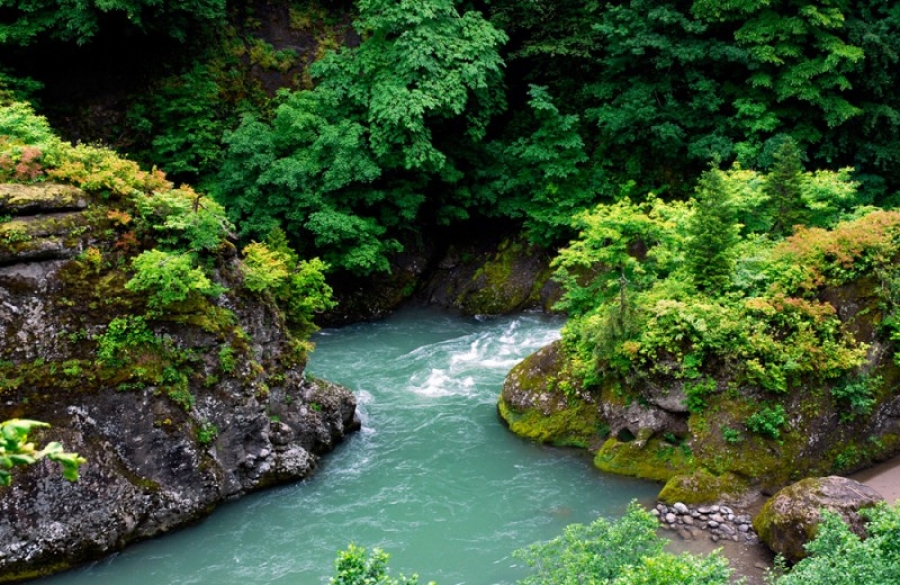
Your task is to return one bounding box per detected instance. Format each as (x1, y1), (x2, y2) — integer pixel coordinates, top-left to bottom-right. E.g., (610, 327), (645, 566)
(0, 419), (85, 486)
(0, 0), (226, 46)
(215, 0), (507, 275)
(686, 169), (740, 293)
(766, 137), (807, 236)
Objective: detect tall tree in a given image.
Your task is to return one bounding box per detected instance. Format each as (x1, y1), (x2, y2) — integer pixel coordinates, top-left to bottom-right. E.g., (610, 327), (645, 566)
(766, 136), (807, 235)
(686, 169), (740, 293)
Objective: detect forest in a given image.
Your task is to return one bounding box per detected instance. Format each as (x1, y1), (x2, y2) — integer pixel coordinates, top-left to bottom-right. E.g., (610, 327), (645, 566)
(2, 0), (900, 583)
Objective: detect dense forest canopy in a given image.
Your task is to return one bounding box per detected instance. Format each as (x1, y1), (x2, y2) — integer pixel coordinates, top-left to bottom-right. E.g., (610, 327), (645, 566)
(2, 0), (899, 275)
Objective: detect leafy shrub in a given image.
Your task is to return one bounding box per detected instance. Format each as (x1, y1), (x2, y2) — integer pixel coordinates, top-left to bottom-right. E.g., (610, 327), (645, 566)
(830, 374), (880, 422)
(331, 544), (430, 585)
(241, 233), (335, 336)
(126, 250), (223, 311)
(514, 501), (734, 585)
(746, 404), (787, 440)
(770, 504), (900, 584)
(135, 187), (233, 253)
(96, 315), (159, 368)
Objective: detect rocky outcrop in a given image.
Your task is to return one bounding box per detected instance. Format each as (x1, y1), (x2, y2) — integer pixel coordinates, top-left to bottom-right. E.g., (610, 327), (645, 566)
(499, 274), (900, 503)
(0, 181), (359, 581)
(753, 476), (884, 563)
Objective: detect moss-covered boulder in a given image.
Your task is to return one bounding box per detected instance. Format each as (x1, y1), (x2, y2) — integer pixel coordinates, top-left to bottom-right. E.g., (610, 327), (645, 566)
(498, 341), (609, 448)
(753, 476), (884, 563)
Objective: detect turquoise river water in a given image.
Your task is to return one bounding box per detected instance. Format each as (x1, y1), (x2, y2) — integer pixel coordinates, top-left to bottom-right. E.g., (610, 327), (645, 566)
(40, 306), (659, 584)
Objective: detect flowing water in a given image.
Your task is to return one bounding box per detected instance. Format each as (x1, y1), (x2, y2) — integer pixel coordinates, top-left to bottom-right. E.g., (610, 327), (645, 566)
(41, 306), (659, 584)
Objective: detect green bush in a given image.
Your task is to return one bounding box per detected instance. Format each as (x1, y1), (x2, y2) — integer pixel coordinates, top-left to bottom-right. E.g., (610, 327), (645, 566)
(331, 544), (431, 585)
(126, 250), (223, 311)
(746, 404), (787, 440)
(769, 504), (900, 584)
(515, 501), (735, 585)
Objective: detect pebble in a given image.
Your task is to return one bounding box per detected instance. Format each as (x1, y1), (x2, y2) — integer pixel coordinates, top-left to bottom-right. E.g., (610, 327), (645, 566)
(653, 501), (759, 545)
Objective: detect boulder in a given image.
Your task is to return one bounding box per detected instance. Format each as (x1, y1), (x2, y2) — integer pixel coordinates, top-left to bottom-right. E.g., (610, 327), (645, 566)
(753, 476), (884, 563)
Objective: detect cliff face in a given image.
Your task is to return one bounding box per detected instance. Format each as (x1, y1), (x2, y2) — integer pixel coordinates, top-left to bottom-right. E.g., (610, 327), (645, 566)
(0, 176), (358, 580)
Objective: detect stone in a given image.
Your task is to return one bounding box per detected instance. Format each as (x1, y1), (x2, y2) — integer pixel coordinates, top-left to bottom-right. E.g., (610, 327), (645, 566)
(682, 515), (694, 526)
(753, 476), (885, 564)
(673, 502), (689, 514)
(708, 520), (719, 528)
(665, 512), (677, 524)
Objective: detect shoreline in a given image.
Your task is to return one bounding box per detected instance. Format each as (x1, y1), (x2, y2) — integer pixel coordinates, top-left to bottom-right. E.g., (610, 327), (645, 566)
(661, 452), (900, 583)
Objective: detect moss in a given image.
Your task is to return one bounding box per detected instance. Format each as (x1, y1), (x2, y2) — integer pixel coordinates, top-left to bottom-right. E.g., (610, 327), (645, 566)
(498, 396), (608, 448)
(593, 436), (696, 483)
(658, 470), (751, 505)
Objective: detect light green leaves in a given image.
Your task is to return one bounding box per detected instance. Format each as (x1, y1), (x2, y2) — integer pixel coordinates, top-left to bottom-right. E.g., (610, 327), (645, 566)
(0, 419), (86, 486)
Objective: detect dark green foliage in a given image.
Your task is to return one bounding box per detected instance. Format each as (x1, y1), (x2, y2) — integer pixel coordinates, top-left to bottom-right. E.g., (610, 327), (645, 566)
(746, 404), (787, 440)
(0, 0), (227, 46)
(766, 137), (807, 236)
(126, 64), (227, 185)
(214, 0), (507, 274)
(685, 169), (739, 293)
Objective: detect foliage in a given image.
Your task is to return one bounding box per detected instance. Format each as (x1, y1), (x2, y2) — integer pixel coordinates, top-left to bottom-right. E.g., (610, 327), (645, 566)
(746, 404), (787, 440)
(135, 187), (233, 253)
(96, 315), (160, 369)
(126, 250), (222, 311)
(241, 230), (335, 336)
(685, 169), (740, 292)
(0, 419), (85, 486)
(126, 63), (227, 185)
(765, 137), (807, 236)
(495, 0), (900, 205)
(830, 374), (879, 422)
(0, 0), (227, 46)
(769, 504), (900, 585)
(556, 170), (872, 396)
(331, 544), (431, 585)
(214, 0), (507, 274)
(515, 501), (736, 585)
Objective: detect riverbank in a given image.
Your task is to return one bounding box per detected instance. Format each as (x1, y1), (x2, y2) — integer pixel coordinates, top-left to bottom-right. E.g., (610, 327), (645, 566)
(851, 453), (900, 503)
(663, 453), (900, 584)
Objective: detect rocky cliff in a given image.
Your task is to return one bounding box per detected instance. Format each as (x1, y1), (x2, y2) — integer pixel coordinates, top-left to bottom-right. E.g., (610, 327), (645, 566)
(499, 214), (900, 505)
(0, 113), (359, 581)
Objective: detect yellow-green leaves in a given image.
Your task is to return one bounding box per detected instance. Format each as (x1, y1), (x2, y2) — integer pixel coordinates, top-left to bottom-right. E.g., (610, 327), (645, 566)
(0, 419), (85, 486)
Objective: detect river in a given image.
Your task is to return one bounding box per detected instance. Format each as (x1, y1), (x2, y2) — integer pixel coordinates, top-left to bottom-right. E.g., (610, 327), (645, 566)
(39, 305), (660, 584)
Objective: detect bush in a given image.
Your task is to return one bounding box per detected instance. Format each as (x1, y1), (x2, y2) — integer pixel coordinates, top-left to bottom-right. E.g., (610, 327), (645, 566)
(746, 404), (787, 440)
(331, 544), (430, 585)
(515, 501), (735, 585)
(126, 250), (223, 311)
(769, 504), (900, 584)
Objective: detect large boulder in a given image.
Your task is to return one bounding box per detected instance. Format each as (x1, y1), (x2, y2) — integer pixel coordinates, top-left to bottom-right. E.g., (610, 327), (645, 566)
(753, 476), (884, 563)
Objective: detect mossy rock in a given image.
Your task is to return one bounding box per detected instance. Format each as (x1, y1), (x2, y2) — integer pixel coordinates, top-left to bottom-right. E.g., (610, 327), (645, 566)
(498, 396), (607, 448)
(593, 435), (695, 483)
(753, 476), (884, 563)
(658, 469), (750, 505)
